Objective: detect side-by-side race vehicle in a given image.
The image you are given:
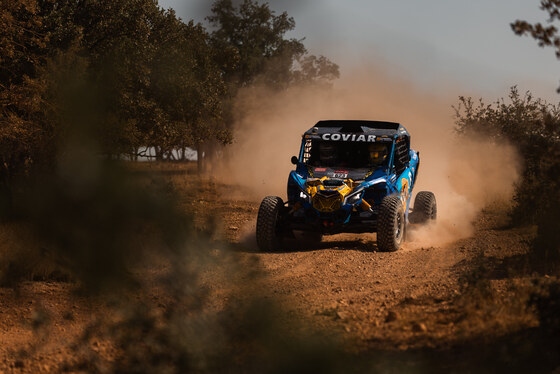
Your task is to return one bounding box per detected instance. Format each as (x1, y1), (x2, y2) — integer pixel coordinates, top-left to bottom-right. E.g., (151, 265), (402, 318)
(256, 120), (437, 252)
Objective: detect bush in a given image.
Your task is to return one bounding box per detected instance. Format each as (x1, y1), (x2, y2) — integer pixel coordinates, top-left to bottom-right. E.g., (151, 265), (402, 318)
(454, 87), (560, 272)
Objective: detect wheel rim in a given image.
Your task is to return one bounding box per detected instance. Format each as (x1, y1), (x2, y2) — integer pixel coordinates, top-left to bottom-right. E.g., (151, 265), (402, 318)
(395, 211), (403, 242)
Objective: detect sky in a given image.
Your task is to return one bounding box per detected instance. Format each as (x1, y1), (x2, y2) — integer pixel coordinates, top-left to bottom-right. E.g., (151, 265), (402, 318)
(158, 0), (560, 102)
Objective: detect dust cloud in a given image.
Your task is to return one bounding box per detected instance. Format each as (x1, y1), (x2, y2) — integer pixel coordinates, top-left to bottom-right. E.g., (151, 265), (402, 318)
(218, 65), (520, 247)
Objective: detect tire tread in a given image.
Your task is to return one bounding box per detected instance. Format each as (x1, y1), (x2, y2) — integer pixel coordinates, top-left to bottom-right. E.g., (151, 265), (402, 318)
(412, 191), (437, 224)
(377, 195), (404, 252)
(256, 196), (283, 251)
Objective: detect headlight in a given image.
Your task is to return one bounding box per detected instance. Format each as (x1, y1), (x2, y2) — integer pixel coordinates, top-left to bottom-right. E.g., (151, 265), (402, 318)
(299, 190), (311, 202)
(344, 189), (363, 205)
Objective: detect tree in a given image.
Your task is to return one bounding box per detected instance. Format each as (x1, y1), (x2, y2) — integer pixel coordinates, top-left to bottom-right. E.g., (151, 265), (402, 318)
(69, 0), (162, 158)
(207, 0), (339, 91)
(2, 0), (336, 182)
(39, 0), (230, 169)
(511, 0), (560, 91)
(149, 10), (229, 169)
(205, 0), (339, 174)
(0, 0), (56, 211)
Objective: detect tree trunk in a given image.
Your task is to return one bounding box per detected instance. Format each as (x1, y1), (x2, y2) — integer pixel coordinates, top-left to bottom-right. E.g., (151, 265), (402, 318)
(196, 143), (204, 175)
(168, 150), (176, 161)
(155, 146), (162, 161)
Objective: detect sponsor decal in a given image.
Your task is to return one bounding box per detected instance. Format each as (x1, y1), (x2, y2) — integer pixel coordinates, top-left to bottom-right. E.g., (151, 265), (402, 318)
(321, 133), (376, 142)
(314, 167), (326, 172)
(400, 178), (410, 207)
(332, 170), (348, 178)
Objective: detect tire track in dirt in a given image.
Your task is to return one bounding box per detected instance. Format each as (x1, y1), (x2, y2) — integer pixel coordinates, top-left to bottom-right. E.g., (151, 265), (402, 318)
(221, 226), (472, 350)
(191, 177), (532, 351)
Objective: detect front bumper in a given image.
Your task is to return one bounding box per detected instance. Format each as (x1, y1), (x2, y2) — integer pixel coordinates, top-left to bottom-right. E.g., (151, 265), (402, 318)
(285, 204), (379, 234)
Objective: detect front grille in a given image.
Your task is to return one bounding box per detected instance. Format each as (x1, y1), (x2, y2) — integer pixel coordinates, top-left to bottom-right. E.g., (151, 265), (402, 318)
(323, 178), (345, 187)
(317, 189), (339, 197)
(313, 194), (342, 212)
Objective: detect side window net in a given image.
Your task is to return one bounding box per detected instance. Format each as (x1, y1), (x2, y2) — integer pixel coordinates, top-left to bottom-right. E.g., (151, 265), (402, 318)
(394, 137), (410, 174)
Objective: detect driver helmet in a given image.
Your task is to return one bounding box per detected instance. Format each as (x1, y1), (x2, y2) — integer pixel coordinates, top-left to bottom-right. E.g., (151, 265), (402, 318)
(319, 142), (336, 164)
(368, 143), (387, 165)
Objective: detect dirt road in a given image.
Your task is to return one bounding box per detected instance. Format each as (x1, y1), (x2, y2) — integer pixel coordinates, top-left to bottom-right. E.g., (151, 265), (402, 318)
(0, 168), (540, 372)
(204, 182), (533, 351)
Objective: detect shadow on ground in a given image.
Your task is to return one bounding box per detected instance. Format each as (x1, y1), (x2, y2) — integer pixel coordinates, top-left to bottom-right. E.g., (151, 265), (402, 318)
(359, 326), (560, 374)
(230, 237), (377, 254)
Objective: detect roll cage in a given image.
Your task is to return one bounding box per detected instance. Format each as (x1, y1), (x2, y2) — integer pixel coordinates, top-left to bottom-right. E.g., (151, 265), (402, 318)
(297, 120), (411, 175)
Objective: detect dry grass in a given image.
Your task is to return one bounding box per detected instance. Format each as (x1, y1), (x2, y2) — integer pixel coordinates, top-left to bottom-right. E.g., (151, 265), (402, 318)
(0, 223), (66, 285)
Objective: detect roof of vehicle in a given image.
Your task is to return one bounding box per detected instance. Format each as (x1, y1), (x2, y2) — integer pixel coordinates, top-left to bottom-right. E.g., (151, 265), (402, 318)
(303, 120), (410, 138)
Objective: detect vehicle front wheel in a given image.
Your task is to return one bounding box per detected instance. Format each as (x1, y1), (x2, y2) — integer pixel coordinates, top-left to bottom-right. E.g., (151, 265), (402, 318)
(377, 195), (405, 252)
(256, 196), (284, 251)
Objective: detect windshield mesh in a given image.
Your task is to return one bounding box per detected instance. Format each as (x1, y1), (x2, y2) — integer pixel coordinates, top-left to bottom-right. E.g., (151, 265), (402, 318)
(305, 140), (391, 168)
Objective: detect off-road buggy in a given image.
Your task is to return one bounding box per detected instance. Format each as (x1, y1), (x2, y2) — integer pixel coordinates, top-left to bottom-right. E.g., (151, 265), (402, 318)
(256, 120), (437, 252)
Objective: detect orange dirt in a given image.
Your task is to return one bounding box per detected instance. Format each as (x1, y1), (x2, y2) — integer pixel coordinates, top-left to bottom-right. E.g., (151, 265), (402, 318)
(0, 164), (539, 372)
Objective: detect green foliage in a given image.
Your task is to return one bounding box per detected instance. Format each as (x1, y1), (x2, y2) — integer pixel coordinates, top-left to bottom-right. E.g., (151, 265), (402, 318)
(512, 0), (560, 55)
(149, 14), (228, 157)
(207, 0), (339, 91)
(0, 0), (342, 286)
(512, 0), (560, 91)
(64, 0), (229, 159)
(292, 54), (341, 86)
(0, 0), (54, 191)
(454, 87), (560, 272)
(510, 1), (560, 272)
(1, 0), (339, 181)
(73, 0), (161, 157)
(0, 0), (233, 181)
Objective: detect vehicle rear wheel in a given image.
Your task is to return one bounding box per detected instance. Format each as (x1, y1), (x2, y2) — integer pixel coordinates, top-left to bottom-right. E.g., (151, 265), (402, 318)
(377, 195), (405, 252)
(411, 191), (437, 224)
(256, 196), (284, 251)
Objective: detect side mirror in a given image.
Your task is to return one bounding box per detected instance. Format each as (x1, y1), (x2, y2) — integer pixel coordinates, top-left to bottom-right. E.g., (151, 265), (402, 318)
(291, 156), (299, 165)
